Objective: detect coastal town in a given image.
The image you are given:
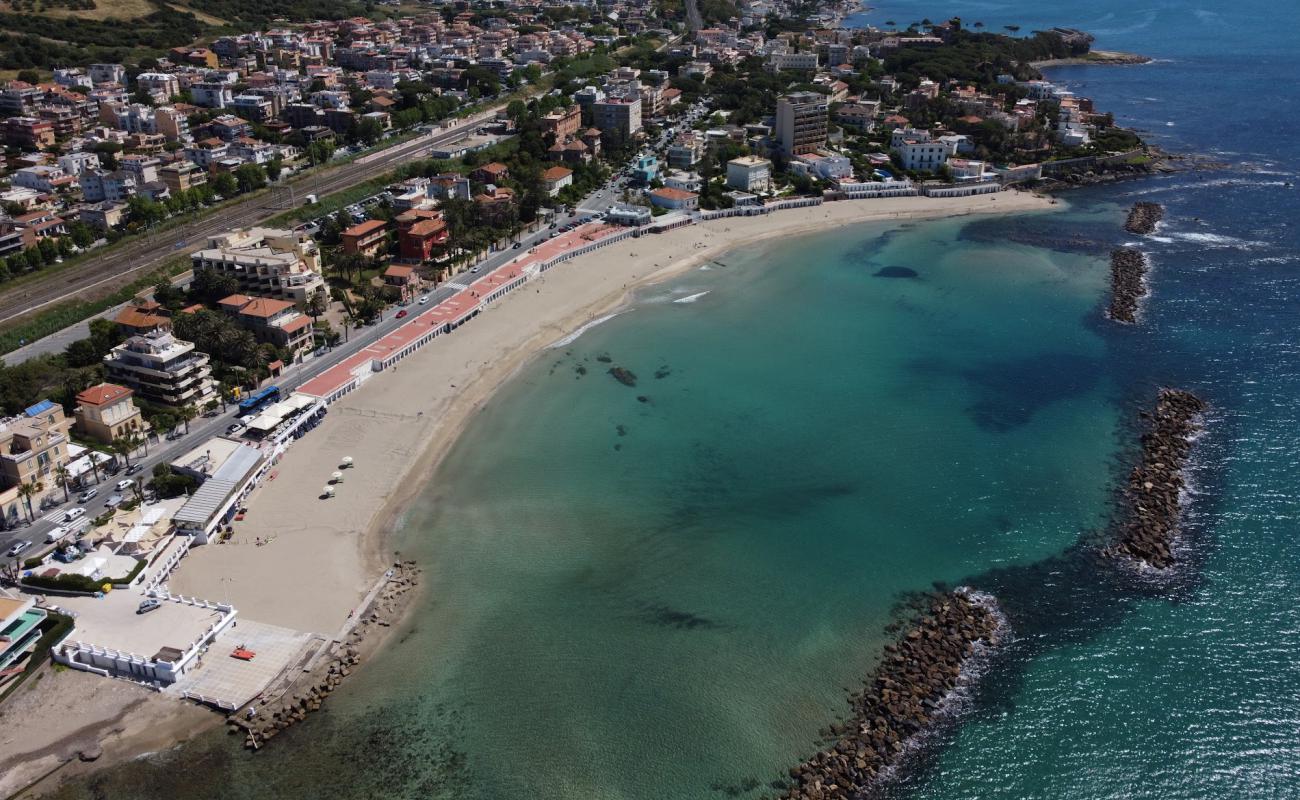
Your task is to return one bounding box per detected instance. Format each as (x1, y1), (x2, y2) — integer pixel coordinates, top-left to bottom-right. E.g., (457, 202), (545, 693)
(0, 0), (1160, 794)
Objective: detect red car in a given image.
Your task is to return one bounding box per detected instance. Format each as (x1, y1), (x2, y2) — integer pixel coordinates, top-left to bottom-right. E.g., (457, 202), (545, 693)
(395, 309), (408, 319)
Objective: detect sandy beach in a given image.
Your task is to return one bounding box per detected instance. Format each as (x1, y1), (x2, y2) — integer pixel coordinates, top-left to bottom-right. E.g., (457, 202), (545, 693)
(171, 190), (1056, 636)
(3, 191), (1054, 798)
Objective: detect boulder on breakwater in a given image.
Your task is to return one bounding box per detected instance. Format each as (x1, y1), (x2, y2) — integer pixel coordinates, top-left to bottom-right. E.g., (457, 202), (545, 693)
(231, 561), (422, 750)
(1123, 202), (1164, 235)
(779, 590), (1004, 800)
(1104, 389), (1206, 570)
(1107, 248), (1148, 323)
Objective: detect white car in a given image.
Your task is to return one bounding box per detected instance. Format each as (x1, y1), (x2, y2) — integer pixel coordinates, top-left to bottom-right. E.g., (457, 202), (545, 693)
(64, 507), (86, 522)
(418, 295), (429, 305)
(116, 479), (135, 492)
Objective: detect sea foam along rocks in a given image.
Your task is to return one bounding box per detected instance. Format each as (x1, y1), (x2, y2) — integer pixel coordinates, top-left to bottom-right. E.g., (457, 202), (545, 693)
(1123, 202), (1165, 235)
(1104, 388), (1206, 570)
(1107, 247), (1148, 324)
(779, 590), (1005, 800)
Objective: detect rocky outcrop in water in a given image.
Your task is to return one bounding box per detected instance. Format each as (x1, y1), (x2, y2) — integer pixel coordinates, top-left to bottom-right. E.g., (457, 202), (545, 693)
(1123, 202), (1164, 235)
(1107, 248), (1148, 323)
(779, 591), (1003, 800)
(1104, 389), (1206, 570)
(608, 367), (637, 387)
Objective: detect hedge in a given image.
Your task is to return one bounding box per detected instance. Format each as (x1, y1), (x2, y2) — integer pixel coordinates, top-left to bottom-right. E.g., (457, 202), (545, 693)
(22, 557), (146, 593)
(0, 612), (74, 704)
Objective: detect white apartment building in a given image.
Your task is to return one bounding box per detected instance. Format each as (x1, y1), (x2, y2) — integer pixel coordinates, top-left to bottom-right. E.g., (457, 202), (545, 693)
(190, 228), (325, 302)
(726, 156), (773, 193)
(894, 139), (950, 172)
(104, 331), (215, 409)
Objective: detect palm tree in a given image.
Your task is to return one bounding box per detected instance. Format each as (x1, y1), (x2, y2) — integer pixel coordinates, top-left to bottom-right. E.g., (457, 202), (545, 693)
(54, 464), (71, 503)
(111, 435), (135, 467)
(88, 450), (102, 484)
(178, 405), (197, 434)
(17, 481), (42, 522)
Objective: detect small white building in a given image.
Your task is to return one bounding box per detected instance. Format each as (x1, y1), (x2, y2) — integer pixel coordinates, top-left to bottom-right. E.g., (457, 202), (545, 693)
(894, 139), (949, 173)
(726, 156), (772, 193)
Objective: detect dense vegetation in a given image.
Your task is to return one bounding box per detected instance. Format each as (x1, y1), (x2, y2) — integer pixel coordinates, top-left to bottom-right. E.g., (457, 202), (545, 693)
(883, 28), (1085, 90)
(0, 0), (203, 68)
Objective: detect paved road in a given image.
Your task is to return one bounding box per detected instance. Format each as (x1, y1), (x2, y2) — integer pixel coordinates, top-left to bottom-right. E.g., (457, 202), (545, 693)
(0, 106), (507, 336)
(0, 203), (594, 568)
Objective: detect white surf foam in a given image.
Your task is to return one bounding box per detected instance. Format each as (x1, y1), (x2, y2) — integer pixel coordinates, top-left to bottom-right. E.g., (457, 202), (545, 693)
(548, 312), (620, 349)
(673, 291), (710, 304)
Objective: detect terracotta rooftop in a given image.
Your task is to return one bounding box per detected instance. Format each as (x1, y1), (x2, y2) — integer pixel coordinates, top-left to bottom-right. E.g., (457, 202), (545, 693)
(75, 383), (133, 407)
(342, 219), (387, 238)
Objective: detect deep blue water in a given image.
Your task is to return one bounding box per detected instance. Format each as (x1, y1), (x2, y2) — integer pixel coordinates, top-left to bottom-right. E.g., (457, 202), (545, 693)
(46, 2), (1300, 799)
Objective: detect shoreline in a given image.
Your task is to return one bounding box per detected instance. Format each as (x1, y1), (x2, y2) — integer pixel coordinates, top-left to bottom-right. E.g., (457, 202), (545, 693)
(7, 190), (1057, 797)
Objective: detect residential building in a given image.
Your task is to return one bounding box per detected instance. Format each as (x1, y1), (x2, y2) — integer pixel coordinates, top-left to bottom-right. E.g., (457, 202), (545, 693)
(395, 209), (449, 261)
(894, 138), (949, 172)
(340, 219), (388, 259)
(541, 105), (582, 141)
(160, 161), (207, 193)
(88, 63), (126, 86)
(103, 330), (215, 409)
(726, 156), (773, 193)
(792, 152), (853, 180)
(776, 91), (828, 156)
(81, 201), (128, 231)
(136, 72), (180, 102)
(667, 134), (704, 169)
(541, 166), (574, 196)
(592, 97), (642, 137)
(470, 162), (510, 184)
(648, 187), (699, 210)
(73, 383), (145, 444)
(216, 294), (314, 357)
(154, 106), (191, 142)
(190, 227), (324, 302)
(0, 589), (46, 676)
(630, 153), (659, 184)
(382, 265), (419, 301)
(114, 299), (172, 335)
(3, 117), (55, 150)
(81, 170), (138, 203)
(0, 400), (71, 507)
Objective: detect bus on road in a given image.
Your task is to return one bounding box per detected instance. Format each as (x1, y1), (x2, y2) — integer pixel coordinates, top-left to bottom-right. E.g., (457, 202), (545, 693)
(238, 385), (282, 415)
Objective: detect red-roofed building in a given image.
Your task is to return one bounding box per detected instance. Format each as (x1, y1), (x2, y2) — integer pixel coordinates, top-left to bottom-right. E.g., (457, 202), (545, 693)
(383, 264), (420, 301)
(340, 219), (389, 259)
(470, 161), (510, 184)
(218, 294), (314, 357)
(114, 300), (172, 335)
(648, 187), (699, 210)
(541, 166), (573, 197)
(73, 382), (145, 444)
(395, 208), (449, 262)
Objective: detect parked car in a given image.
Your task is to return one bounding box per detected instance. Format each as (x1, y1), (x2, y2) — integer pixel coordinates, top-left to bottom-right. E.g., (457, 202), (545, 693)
(116, 479), (135, 492)
(137, 599), (162, 614)
(395, 309), (408, 319)
(418, 295), (430, 305)
(125, 463), (144, 476)
(46, 525), (70, 543)
(105, 494), (124, 508)
(227, 423), (245, 435)
(78, 488), (98, 503)
(6, 540), (30, 558)
(63, 507), (86, 522)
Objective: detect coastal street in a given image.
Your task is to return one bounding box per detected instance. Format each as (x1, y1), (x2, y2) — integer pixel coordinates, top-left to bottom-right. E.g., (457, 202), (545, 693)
(0, 104), (509, 334)
(0, 201), (589, 564)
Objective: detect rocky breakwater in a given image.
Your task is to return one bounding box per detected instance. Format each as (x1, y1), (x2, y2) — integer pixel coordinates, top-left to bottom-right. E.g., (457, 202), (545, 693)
(230, 561), (422, 749)
(1104, 389), (1206, 570)
(779, 590), (1004, 800)
(1124, 202), (1164, 235)
(1107, 248), (1148, 323)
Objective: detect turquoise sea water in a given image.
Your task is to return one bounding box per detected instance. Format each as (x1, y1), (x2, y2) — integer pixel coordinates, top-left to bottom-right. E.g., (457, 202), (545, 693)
(50, 2), (1300, 798)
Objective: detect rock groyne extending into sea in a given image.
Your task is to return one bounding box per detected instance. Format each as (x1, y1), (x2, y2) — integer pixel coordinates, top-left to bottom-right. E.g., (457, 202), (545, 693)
(1104, 389), (1206, 569)
(1107, 248), (1148, 323)
(1123, 202), (1165, 235)
(230, 561), (422, 749)
(778, 590), (1004, 799)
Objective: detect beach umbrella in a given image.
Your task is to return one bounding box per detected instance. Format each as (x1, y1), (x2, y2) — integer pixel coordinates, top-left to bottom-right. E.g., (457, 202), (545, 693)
(322, 486), (334, 498)
(341, 456), (354, 468)
(331, 471), (344, 483)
